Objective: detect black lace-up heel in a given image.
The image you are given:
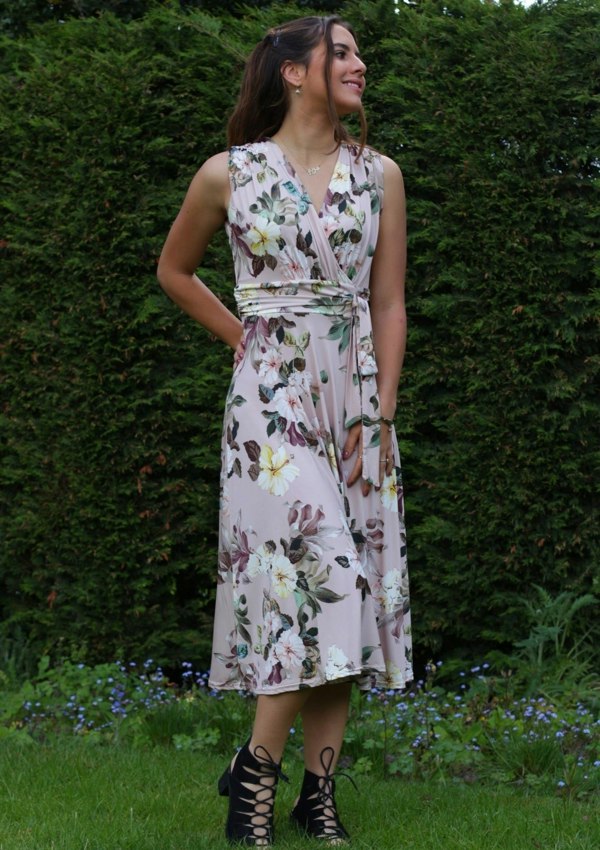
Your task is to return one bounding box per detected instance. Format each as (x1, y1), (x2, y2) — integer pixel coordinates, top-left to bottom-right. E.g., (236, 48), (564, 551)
(218, 739), (289, 846)
(290, 746), (355, 843)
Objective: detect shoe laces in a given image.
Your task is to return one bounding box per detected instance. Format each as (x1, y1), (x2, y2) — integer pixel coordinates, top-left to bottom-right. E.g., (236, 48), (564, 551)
(315, 746), (358, 808)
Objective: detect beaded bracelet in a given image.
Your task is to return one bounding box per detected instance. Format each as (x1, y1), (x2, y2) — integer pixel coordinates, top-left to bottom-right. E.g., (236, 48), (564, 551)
(379, 416), (394, 430)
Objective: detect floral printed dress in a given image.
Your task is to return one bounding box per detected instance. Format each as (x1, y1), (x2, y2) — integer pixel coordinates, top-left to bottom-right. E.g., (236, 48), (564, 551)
(209, 140), (413, 694)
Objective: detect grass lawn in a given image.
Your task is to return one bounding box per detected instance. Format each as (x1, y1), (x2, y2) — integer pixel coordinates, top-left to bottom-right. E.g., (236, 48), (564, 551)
(0, 742), (598, 850)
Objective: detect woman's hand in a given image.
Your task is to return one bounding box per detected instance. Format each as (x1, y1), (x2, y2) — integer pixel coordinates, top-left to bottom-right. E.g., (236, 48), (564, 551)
(233, 334), (246, 366)
(378, 420), (395, 480)
(343, 420), (394, 496)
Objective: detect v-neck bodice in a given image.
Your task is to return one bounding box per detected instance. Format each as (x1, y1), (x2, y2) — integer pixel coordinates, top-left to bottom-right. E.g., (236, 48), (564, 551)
(226, 140), (384, 292)
(266, 138), (343, 214)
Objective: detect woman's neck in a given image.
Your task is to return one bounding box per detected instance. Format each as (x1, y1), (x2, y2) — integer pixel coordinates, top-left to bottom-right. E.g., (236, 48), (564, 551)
(273, 111), (337, 158)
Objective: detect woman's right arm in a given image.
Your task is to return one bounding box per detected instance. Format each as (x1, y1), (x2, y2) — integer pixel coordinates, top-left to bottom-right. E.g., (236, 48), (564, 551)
(157, 151), (243, 350)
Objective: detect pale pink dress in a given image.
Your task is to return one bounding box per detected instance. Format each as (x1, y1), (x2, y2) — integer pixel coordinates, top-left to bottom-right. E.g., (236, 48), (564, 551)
(209, 141), (413, 694)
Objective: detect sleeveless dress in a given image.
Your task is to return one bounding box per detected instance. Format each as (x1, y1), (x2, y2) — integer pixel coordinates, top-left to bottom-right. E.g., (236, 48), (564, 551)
(208, 140), (413, 694)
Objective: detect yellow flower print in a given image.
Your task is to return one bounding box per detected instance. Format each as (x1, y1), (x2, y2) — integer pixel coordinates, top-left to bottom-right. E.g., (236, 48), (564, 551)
(257, 444), (300, 496)
(329, 162), (350, 193)
(382, 660), (405, 688)
(379, 470), (398, 512)
(247, 215), (281, 256)
(270, 554), (297, 598)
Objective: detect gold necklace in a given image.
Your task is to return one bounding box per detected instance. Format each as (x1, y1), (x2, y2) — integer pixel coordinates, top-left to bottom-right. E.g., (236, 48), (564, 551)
(276, 139), (338, 176)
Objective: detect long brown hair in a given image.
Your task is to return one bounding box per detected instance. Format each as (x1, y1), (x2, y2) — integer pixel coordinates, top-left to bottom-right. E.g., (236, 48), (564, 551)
(227, 15), (367, 151)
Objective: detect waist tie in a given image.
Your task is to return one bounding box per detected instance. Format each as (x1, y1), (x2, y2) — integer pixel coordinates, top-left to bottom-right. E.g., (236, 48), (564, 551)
(236, 280), (384, 487)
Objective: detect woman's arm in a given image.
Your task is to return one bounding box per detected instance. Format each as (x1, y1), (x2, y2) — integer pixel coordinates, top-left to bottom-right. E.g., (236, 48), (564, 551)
(157, 151), (243, 350)
(344, 154), (407, 493)
(369, 155), (407, 420)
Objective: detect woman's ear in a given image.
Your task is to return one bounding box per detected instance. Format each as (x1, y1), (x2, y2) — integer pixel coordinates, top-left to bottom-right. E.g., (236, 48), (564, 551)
(280, 60), (305, 92)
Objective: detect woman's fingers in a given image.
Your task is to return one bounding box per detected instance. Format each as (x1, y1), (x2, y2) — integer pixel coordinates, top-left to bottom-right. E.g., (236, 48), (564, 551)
(344, 423), (363, 488)
(378, 425), (395, 481)
(342, 421), (361, 461)
(233, 335), (246, 365)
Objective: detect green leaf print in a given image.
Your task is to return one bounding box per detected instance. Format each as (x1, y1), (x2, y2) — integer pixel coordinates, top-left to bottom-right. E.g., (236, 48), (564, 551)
(259, 384), (275, 403)
(362, 646), (379, 664)
(226, 393), (246, 413)
(324, 318), (351, 354)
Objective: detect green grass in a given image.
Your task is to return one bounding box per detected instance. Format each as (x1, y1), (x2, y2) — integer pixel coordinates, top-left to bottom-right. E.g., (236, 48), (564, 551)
(0, 742), (599, 850)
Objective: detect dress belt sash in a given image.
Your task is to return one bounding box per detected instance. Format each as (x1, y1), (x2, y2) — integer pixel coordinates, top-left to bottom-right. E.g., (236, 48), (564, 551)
(235, 280), (383, 487)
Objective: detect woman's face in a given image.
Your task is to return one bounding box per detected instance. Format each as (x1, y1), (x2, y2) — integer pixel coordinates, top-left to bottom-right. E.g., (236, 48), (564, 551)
(303, 24), (367, 117)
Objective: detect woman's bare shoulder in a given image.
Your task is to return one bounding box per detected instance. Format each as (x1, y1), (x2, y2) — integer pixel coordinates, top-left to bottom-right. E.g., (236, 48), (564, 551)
(194, 150), (230, 188)
(186, 150), (230, 210)
(379, 153), (404, 184)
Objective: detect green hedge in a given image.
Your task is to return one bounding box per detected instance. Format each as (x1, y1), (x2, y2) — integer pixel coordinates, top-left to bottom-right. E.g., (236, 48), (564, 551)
(1, 0), (598, 668)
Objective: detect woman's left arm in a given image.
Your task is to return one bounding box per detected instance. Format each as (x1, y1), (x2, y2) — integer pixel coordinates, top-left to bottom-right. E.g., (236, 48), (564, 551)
(344, 155), (406, 494)
(370, 155), (407, 423)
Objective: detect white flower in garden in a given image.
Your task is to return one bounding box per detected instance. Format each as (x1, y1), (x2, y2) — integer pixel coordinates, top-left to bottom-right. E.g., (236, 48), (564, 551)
(247, 544), (274, 577)
(247, 215), (281, 256)
(330, 162), (350, 193)
(379, 471), (398, 511)
(273, 630), (306, 671)
(257, 444), (299, 496)
(325, 645), (351, 679)
(273, 385), (303, 420)
(270, 554), (297, 598)
(258, 348), (284, 386)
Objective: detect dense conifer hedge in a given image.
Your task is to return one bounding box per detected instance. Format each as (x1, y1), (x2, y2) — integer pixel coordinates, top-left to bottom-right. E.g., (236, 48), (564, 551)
(1, 0), (598, 668)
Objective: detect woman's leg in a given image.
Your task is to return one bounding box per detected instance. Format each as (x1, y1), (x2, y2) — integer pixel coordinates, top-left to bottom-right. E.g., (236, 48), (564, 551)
(301, 681), (352, 772)
(249, 689), (311, 761)
(221, 690), (311, 846)
(291, 681), (353, 844)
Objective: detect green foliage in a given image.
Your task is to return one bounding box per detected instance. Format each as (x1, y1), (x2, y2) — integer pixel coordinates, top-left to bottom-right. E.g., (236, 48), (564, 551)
(0, 656), (177, 741)
(2, 654), (598, 799)
(1, 744), (599, 850)
(353, 0), (600, 657)
(1, 0), (599, 666)
(508, 586), (599, 701)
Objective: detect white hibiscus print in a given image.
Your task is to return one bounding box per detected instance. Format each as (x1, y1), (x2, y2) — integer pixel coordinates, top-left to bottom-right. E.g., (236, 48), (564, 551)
(375, 569), (403, 613)
(258, 348), (283, 387)
(287, 369), (313, 395)
(270, 554), (297, 598)
(247, 214), (281, 256)
(325, 645), (352, 679)
(345, 549), (366, 578)
(257, 445), (300, 496)
(273, 631), (306, 671)
(329, 162), (350, 193)
(264, 609), (282, 636)
(273, 385), (303, 420)
(379, 471), (398, 512)
(230, 148), (251, 170)
(247, 543), (273, 577)
(358, 348), (377, 377)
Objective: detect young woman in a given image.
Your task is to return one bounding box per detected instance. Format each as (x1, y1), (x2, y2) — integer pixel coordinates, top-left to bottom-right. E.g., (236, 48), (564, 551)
(158, 15), (412, 846)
